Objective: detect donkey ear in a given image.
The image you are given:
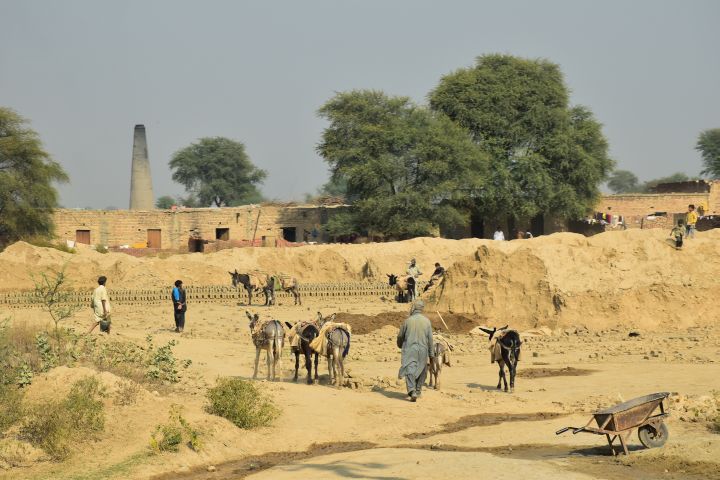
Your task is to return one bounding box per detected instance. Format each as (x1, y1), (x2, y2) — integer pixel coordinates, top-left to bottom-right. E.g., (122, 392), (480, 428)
(499, 325), (508, 331)
(317, 312), (322, 321)
(228, 271), (233, 276)
(234, 269), (238, 274)
(328, 313), (336, 322)
(245, 311), (253, 320)
(285, 321), (293, 329)
(479, 327), (494, 335)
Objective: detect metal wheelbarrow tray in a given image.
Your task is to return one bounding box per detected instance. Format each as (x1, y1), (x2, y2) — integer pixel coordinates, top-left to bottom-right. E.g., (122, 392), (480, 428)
(556, 392), (670, 455)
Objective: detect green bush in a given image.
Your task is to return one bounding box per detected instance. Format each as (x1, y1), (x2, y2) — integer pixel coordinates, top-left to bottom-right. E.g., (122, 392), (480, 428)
(205, 377), (279, 429)
(149, 405), (201, 453)
(20, 376), (105, 460)
(95, 244), (109, 254)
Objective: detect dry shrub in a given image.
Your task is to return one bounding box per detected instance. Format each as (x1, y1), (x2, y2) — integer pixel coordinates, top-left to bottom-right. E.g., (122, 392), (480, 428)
(0, 383), (24, 432)
(113, 379), (141, 406)
(205, 377), (279, 429)
(20, 376), (105, 460)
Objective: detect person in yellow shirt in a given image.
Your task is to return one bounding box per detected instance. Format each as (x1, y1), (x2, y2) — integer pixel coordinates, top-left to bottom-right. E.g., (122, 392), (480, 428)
(685, 204), (698, 239)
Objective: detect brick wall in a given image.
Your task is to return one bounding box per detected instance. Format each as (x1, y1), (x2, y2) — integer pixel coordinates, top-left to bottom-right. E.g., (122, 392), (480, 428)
(53, 205), (348, 250)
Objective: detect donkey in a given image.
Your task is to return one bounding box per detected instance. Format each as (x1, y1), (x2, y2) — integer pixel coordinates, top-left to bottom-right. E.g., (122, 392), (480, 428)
(428, 337), (451, 390)
(387, 274), (415, 303)
(317, 313), (351, 388)
(480, 325), (521, 393)
(246, 311), (284, 381)
(284, 320), (319, 384)
(230, 270), (273, 306)
(273, 276), (302, 305)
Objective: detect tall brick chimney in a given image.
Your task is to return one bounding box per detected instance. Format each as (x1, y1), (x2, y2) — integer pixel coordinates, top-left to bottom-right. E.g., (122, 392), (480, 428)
(129, 124), (154, 210)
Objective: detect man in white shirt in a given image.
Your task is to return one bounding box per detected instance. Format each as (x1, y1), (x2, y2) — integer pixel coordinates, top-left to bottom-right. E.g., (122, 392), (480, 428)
(88, 275), (111, 334)
(493, 227), (505, 241)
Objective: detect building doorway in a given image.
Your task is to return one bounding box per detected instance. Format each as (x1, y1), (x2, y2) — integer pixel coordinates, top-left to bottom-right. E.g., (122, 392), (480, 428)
(281, 227), (296, 242)
(215, 228), (229, 241)
(75, 230), (91, 245)
(147, 229), (161, 249)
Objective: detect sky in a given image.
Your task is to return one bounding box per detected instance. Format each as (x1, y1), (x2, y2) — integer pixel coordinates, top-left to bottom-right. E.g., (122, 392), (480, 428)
(1, 0), (719, 209)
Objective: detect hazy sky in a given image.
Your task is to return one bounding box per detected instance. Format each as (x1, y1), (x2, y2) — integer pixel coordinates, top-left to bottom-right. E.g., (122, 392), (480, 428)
(1, 0), (718, 208)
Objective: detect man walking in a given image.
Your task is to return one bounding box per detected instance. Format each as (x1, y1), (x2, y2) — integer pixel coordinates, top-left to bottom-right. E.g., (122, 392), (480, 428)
(686, 204), (698, 239)
(172, 280), (187, 333)
(397, 300), (434, 402)
(88, 276), (111, 334)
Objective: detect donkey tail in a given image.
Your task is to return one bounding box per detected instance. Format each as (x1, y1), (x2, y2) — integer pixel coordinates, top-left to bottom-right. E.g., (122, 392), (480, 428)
(342, 330), (350, 358)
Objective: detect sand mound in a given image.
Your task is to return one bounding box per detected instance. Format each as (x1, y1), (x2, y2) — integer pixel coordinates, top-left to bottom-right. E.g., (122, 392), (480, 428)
(2, 229), (720, 331)
(426, 229), (720, 330)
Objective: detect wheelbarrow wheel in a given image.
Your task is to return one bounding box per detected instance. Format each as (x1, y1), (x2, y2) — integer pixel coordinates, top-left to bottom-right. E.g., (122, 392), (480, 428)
(638, 422), (669, 448)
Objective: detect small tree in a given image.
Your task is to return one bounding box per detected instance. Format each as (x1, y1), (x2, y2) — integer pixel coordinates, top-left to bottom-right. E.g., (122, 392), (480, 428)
(32, 265), (81, 350)
(169, 137), (267, 207)
(607, 170), (640, 193)
(697, 128), (720, 179)
(155, 195), (176, 209)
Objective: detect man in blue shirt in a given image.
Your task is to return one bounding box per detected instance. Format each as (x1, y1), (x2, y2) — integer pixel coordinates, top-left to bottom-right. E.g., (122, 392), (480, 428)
(172, 280), (187, 333)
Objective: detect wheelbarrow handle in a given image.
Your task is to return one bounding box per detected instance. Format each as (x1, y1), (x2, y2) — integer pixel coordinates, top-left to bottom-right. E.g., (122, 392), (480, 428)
(572, 427), (587, 434)
(555, 427), (571, 435)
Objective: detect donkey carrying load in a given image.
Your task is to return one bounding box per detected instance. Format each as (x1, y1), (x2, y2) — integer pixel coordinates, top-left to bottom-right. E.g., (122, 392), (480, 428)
(310, 313), (351, 388)
(479, 325), (522, 393)
(246, 311), (285, 380)
(387, 274), (416, 303)
(428, 333), (453, 390)
(230, 270), (274, 306)
(274, 275), (301, 305)
(285, 319), (319, 384)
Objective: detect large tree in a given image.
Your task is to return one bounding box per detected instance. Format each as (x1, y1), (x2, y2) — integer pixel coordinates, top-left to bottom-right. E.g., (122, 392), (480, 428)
(317, 90), (487, 238)
(697, 128), (720, 178)
(169, 137), (266, 207)
(0, 108), (68, 248)
(429, 54), (613, 223)
(607, 169), (640, 193)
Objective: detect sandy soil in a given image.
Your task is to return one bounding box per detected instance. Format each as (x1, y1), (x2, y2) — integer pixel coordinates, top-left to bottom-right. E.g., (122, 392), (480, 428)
(1, 231), (719, 479)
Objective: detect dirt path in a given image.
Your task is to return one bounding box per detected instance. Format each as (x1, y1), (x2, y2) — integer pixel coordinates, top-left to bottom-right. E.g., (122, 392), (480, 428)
(3, 298), (720, 480)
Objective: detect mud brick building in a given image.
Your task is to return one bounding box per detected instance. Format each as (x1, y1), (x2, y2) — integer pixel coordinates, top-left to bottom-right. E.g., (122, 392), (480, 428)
(596, 180), (720, 230)
(53, 204), (347, 251)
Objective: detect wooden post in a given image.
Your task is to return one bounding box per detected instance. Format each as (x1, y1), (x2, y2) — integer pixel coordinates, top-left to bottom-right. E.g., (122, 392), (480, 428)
(251, 209), (261, 246)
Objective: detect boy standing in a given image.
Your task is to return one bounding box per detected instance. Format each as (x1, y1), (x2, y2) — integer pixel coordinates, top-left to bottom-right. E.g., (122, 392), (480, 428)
(88, 276), (111, 334)
(172, 280), (187, 333)
(685, 204), (698, 239)
(670, 220), (685, 250)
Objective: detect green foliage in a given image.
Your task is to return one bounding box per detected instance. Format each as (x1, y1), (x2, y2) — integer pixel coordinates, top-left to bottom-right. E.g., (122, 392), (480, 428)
(607, 169), (640, 194)
(94, 244), (109, 254)
(317, 90), (487, 238)
(205, 377), (279, 429)
(155, 195), (177, 209)
(31, 265), (82, 349)
(149, 405), (201, 453)
(145, 336), (192, 384)
(429, 54), (614, 222)
(697, 128), (720, 179)
(169, 137), (267, 207)
(20, 376), (105, 460)
(0, 320), (42, 387)
(113, 379), (141, 406)
(0, 107), (68, 250)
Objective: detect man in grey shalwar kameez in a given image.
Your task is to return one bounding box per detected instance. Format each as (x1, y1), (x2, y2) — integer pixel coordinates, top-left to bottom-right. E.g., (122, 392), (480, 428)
(397, 300), (434, 402)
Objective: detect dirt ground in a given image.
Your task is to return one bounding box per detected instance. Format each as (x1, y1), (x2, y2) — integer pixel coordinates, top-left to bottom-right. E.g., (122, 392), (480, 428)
(1, 231), (719, 479)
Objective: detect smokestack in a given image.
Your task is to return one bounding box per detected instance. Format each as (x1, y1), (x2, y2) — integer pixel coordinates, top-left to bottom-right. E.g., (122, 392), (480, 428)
(129, 124), (155, 210)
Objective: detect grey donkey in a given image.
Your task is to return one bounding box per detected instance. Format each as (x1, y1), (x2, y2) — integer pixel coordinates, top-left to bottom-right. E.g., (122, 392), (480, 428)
(246, 311), (285, 381)
(428, 337), (452, 390)
(317, 313), (351, 388)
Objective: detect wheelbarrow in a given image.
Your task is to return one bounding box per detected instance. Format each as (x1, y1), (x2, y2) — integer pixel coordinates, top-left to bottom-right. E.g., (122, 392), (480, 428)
(556, 392), (670, 456)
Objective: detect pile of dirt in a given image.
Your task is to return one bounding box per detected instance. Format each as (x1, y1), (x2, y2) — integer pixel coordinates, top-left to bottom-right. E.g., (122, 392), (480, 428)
(2, 229), (720, 332)
(334, 311), (481, 334)
(425, 229), (720, 331)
